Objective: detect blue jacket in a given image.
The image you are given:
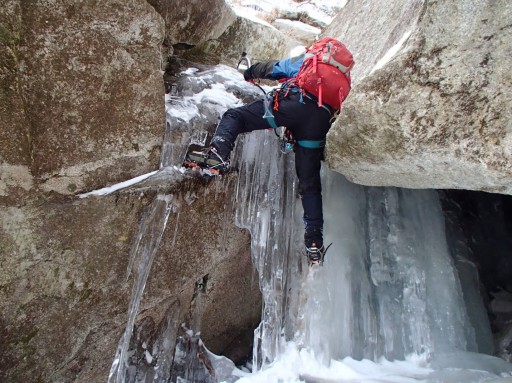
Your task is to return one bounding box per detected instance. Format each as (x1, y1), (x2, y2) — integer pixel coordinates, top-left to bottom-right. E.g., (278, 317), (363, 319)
(270, 55), (305, 79)
(245, 55), (305, 81)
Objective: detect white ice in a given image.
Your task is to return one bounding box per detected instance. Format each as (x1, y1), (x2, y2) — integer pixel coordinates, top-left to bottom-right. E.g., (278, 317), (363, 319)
(191, 83), (243, 109)
(78, 170), (158, 198)
(229, 344), (512, 383)
(230, 343), (434, 383)
(371, 30), (412, 74)
(165, 65), (250, 124)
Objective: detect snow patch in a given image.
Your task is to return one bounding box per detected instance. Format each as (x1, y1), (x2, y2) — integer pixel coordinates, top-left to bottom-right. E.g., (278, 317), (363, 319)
(232, 343), (433, 383)
(181, 67), (200, 76)
(165, 66), (246, 123)
(191, 83), (242, 109)
(165, 97), (199, 123)
(274, 19), (321, 35)
(234, 7), (277, 30)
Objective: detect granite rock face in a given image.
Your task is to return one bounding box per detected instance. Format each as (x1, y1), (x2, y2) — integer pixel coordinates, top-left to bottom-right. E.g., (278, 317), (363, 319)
(325, 0), (512, 194)
(189, 16), (300, 64)
(1, 4), (167, 380)
(1, 1), (166, 198)
(148, 0), (237, 48)
(0, 1), (268, 382)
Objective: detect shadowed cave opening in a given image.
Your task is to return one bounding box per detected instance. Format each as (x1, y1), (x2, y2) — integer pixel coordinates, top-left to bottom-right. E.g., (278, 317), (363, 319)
(440, 189), (512, 359)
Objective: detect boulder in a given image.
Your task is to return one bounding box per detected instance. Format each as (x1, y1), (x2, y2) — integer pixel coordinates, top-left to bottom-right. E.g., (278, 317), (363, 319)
(148, 0), (237, 48)
(184, 13), (300, 65)
(273, 19), (320, 45)
(149, 0), (297, 65)
(0, 181), (260, 382)
(325, 0), (512, 195)
(13, 1), (165, 196)
(0, 193), (148, 382)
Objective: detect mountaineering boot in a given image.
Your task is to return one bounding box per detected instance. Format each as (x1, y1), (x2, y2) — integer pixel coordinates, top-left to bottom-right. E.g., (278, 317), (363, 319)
(185, 147), (229, 175)
(304, 227), (331, 265)
(304, 227), (323, 249)
(305, 242), (327, 266)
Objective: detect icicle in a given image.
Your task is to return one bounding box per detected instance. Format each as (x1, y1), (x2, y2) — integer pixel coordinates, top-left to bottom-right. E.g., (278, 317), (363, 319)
(108, 194), (174, 383)
(233, 129), (300, 370)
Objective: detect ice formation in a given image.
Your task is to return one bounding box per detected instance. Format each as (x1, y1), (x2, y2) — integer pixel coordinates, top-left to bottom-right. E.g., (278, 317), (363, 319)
(96, 65), (512, 382)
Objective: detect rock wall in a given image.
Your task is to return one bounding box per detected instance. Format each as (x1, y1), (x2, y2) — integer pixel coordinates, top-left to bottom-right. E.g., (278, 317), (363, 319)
(1, 1), (169, 379)
(0, 1), (272, 382)
(187, 16), (299, 64)
(11, 1), (165, 196)
(148, 0), (237, 51)
(440, 189), (512, 361)
(325, 0), (512, 194)
(148, 0), (298, 65)
(4, 0), (510, 380)
(1, 192), (149, 381)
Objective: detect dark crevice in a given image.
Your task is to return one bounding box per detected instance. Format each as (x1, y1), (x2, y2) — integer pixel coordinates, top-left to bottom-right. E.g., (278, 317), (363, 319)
(173, 42), (196, 51)
(440, 189), (512, 360)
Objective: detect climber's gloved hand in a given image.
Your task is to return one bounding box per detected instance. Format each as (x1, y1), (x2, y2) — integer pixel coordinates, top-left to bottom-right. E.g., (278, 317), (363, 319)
(243, 67), (254, 82)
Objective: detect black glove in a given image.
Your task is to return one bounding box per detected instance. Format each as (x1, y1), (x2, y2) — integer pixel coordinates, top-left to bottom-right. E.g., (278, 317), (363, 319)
(244, 60), (279, 81)
(243, 66), (254, 81)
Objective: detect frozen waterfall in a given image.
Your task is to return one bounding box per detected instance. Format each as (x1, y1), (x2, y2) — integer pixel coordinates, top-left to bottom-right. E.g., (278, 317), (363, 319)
(99, 65), (511, 382)
(233, 128), (511, 381)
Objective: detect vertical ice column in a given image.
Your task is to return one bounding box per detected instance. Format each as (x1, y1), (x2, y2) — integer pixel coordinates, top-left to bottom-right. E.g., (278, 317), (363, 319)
(107, 106), (177, 382)
(233, 130), (302, 370)
(300, 169), (374, 362)
(297, 174), (479, 362)
(288, 170), (480, 363)
(366, 187), (476, 359)
(233, 130), (482, 370)
(366, 187), (430, 359)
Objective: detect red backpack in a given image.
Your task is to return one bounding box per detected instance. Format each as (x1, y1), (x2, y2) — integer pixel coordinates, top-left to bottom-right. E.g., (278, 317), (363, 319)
(296, 37), (354, 110)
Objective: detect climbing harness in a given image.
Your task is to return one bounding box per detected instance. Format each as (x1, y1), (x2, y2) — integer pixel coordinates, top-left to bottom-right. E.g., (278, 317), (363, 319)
(259, 81), (328, 151)
(274, 126), (295, 154)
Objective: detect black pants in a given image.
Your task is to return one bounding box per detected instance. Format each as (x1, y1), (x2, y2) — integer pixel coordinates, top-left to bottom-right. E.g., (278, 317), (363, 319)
(212, 92), (332, 246)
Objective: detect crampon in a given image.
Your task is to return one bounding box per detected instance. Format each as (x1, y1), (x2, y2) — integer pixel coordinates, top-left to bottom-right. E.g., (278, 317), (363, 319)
(183, 147), (229, 176)
(305, 243), (332, 266)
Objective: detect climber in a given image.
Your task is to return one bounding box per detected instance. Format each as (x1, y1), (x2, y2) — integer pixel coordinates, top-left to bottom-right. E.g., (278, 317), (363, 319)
(187, 37), (354, 264)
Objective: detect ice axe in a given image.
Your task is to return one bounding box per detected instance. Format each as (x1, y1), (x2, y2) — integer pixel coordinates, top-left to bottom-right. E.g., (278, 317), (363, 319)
(236, 52), (252, 73)
(237, 52), (261, 91)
